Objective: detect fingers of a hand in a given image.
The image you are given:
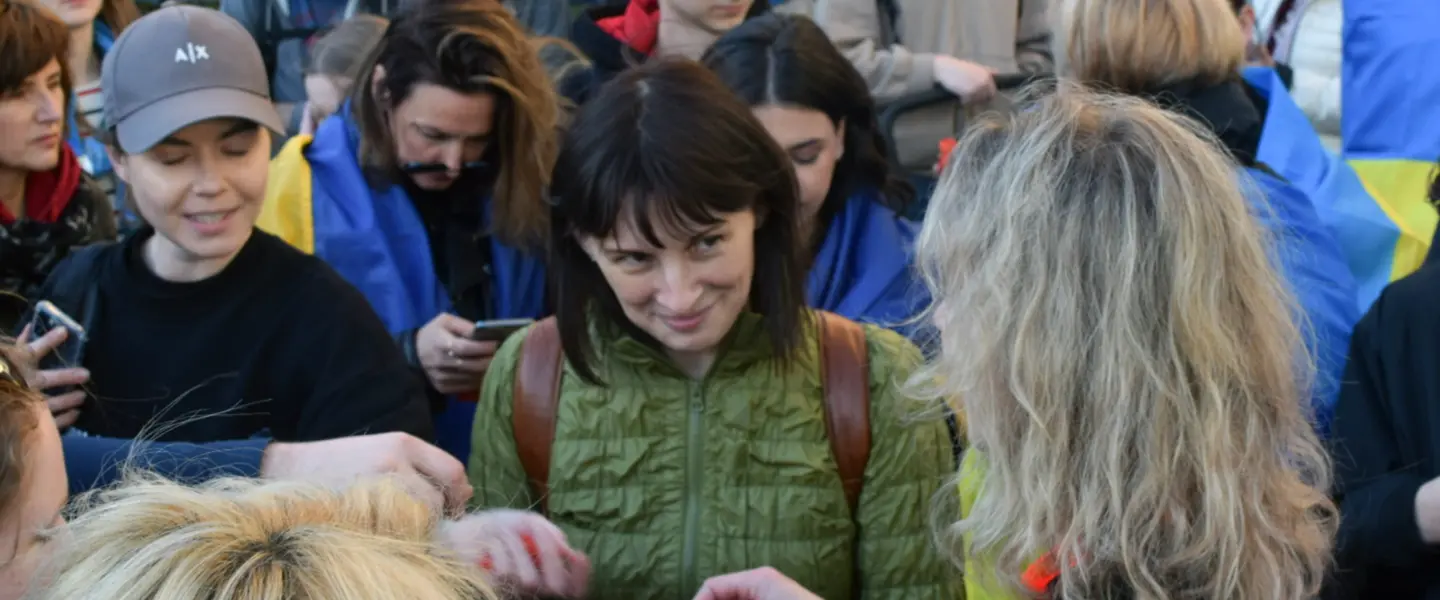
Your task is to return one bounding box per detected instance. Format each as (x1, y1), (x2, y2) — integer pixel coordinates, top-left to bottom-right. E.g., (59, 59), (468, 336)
(485, 535), (526, 587)
(436, 313), (476, 337)
(442, 357), (491, 374)
(26, 327), (67, 359)
(447, 338), (495, 359)
(403, 437), (472, 513)
(499, 531), (541, 589)
(562, 547), (592, 598)
(528, 528), (573, 596)
(16, 324), (30, 344)
(36, 368), (89, 392)
(47, 390), (86, 413)
(395, 470), (445, 514)
(53, 409), (79, 429)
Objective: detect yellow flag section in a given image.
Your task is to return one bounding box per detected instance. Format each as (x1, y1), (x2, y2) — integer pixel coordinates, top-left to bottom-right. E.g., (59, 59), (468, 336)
(1350, 160), (1435, 279)
(256, 135), (317, 255)
(1341, 0), (1440, 279)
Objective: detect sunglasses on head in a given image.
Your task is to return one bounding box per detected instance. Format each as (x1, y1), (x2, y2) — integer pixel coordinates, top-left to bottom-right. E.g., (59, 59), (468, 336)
(0, 351), (26, 391)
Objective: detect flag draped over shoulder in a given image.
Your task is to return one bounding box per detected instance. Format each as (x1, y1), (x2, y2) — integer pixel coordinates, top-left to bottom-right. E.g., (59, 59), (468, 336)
(1341, 0), (1439, 282)
(1245, 67), (1389, 311)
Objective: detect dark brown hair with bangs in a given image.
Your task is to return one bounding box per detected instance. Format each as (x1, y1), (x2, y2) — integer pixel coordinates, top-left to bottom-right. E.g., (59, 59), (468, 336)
(0, 0), (72, 112)
(549, 58), (807, 385)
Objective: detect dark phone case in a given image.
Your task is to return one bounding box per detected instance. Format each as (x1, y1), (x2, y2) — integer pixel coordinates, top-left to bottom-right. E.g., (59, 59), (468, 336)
(472, 325), (526, 343)
(32, 311), (85, 369)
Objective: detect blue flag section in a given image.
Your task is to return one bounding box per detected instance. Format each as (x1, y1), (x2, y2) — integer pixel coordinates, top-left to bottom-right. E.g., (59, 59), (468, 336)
(1341, 0), (1440, 282)
(1245, 67), (1393, 311)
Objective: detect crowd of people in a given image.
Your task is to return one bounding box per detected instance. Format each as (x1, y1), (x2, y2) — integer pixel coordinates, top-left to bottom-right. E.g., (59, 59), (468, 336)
(0, 0), (1429, 597)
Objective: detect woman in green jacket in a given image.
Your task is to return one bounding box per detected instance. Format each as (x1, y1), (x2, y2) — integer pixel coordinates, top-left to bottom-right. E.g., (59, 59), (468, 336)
(466, 59), (960, 600)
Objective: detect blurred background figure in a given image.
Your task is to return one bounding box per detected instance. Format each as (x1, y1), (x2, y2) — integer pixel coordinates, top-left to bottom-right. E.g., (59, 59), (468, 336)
(704, 14), (928, 338)
(298, 13), (386, 135)
(0, 0), (116, 331)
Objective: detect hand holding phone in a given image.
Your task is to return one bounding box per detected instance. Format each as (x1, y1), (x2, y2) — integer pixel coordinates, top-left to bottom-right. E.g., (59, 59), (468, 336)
(19, 301), (91, 429)
(30, 300), (86, 368)
(417, 314), (521, 396)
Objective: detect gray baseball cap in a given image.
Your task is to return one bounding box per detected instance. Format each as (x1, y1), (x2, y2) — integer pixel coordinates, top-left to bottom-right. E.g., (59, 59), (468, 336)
(100, 5), (285, 153)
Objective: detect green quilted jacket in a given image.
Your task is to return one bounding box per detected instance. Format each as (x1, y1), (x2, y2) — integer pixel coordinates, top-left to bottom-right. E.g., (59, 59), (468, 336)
(467, 313), (962, 600)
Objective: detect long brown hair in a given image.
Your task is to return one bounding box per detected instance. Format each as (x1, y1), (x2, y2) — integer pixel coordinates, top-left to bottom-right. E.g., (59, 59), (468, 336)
(98, 0), (139, 36)
(351, 0), (559, 248)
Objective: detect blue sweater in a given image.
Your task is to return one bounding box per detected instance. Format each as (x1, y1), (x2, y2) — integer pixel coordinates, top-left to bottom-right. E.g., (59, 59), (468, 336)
(64, 435), (266, 495)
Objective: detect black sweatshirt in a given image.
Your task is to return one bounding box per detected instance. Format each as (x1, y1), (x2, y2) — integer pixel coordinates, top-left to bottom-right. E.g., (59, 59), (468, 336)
(46, 228), (433, 444)
(1330, 263), (1440, 599)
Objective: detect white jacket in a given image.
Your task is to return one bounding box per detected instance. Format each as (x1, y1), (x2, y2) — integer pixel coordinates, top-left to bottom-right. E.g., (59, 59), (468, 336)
(1254, 0), (1343, 141)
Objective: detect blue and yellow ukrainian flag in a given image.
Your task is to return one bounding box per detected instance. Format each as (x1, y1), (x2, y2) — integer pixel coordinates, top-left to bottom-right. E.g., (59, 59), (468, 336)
(1342, 0), (1440, 289)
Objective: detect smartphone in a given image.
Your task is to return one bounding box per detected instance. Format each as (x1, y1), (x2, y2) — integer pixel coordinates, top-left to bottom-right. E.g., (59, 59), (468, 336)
(30, 300), (86, 368)
(471, 318), (534, 343)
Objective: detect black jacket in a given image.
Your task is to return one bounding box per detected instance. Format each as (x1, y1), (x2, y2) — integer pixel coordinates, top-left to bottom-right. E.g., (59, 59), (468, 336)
(1329, 263), (1440, 599)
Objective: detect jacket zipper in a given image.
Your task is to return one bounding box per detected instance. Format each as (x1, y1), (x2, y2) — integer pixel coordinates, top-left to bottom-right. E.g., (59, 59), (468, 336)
(679, 381), (705, 597)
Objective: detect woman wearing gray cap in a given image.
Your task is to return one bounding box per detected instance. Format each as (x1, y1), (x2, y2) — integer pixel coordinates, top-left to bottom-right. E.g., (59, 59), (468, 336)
(17, 5), (434, 471)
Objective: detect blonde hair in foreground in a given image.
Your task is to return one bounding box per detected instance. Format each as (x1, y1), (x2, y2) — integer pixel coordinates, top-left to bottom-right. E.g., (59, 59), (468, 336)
(1051, 0), (1246, 93)
(29, 474), (496, 600)
(914, 85), (1334, 599)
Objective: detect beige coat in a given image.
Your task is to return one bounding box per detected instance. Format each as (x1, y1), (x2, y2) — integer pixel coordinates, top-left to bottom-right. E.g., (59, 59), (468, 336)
(778, 0), (1052, 102)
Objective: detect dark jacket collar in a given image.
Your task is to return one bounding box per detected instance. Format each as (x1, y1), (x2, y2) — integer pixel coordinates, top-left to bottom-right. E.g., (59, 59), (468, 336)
(1139, 77), (1267, 168)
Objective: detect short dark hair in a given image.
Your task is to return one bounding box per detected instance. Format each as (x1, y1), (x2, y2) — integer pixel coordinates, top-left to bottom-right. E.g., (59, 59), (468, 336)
(549, 59), (808, 385)
(351, 0), (559, 248)
(0, 0), (71, 99)
(703, 13), (912, 222)
(1230, 0), (1246, 12)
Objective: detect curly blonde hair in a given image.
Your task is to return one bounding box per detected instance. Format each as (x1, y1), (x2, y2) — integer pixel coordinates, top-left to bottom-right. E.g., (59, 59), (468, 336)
(915, 85), (1335, 599)
(32, 475), (497, 600)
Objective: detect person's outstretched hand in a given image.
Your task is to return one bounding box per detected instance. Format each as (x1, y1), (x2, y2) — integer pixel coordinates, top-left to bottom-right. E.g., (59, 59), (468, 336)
(694, 567), (822, 600)
(260, 432), (473, 515)
(441, 509), (590, 598)
(934, 55), (997, 103)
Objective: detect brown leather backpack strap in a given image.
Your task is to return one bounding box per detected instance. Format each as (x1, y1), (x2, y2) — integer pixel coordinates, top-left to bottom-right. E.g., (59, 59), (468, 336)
(512, 317), (563, 515)
(817, 311), (872, 515)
